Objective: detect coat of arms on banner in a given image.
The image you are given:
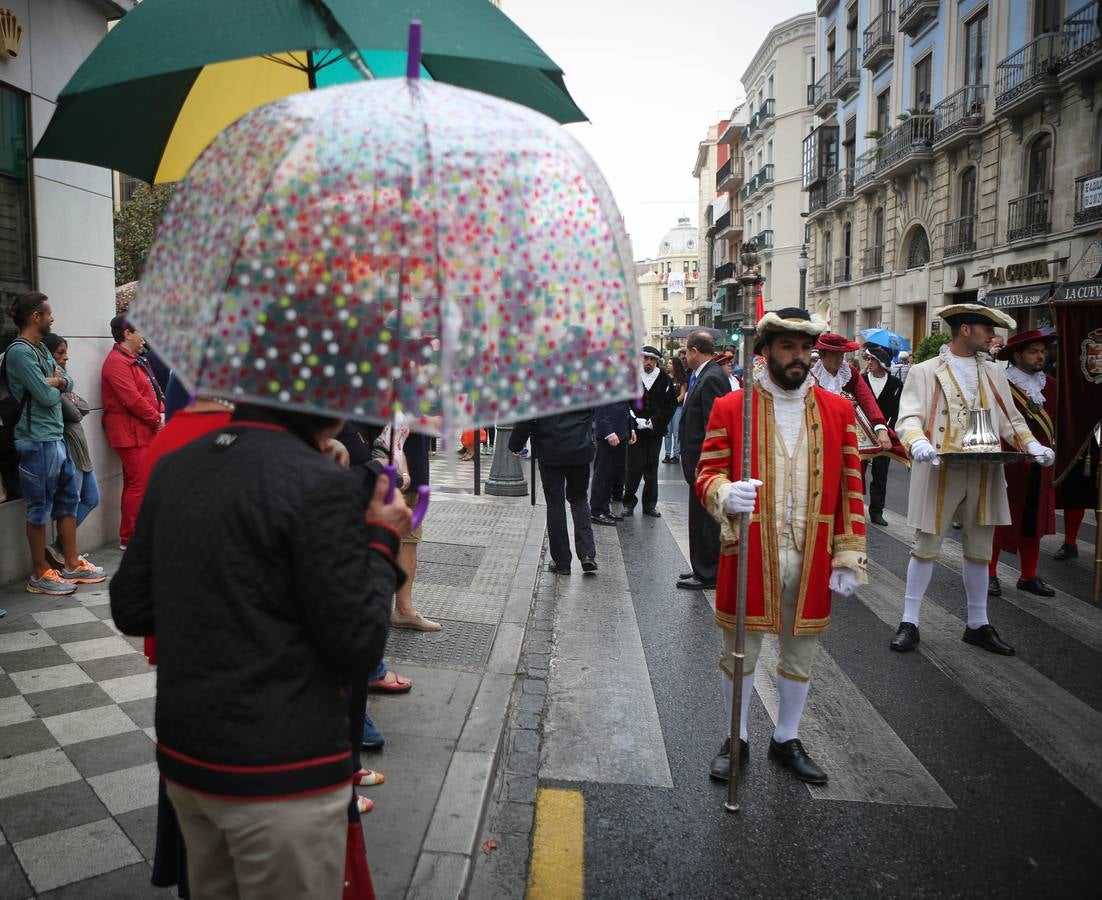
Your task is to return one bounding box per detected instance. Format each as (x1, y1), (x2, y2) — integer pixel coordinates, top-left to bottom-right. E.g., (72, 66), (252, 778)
(1083, 327), (1102, 384)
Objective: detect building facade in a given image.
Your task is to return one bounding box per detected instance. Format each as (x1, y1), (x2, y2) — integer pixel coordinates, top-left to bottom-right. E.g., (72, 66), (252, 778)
(0, 0), (133, 584)
(636, 217), (702, 350)
(708, 107), (748, 342)
(692, 120), (725, 329)
(805, 0), (1102, 348)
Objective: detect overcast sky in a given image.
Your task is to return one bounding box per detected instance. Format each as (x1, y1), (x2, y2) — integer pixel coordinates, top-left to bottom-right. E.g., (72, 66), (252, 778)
(503, 0), (815, 260)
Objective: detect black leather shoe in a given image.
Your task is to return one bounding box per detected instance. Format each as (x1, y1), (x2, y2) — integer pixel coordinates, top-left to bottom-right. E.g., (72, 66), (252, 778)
(591, 513), (618, 526)
(547, 562), (571, 575)
(676, 575), (716, 590)
(1016, 576), (1056, 597)
(951, 520), (962, 530)
(962, 624), (1015, 656)
(988, 576), (1002, 597)
(679, 571), (693, 580)
(609, 512), (625, 521)
(580, 557), (598, 574)
(889, 622), (920, 652)
(620, 504), (635, 516)
(768, 738), (828, 784)
(708, 737), (749, 782)
(869, 509), (888, 526)
(1053, 543), (1079, 561)
(643, 508), (661, 518)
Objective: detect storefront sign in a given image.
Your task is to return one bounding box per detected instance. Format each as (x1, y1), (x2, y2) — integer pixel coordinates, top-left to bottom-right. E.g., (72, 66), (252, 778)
(983, 284), (1053, 309)
(1053, 279), (1102, 302)
(981, 259), (1049, 286)
(1083, 176), (1102, 211)
(0, 9), (21, 59)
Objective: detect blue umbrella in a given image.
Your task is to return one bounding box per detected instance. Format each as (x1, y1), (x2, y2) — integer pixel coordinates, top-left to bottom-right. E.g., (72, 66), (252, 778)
(859, 328), (910, 352)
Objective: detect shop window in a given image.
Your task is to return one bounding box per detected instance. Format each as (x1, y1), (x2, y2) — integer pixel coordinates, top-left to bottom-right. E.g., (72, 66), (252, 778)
(0, 84), (32, 344)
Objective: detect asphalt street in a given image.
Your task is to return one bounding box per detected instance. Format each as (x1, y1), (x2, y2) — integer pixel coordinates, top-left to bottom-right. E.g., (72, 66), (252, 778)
(522, 462), (1100, 899)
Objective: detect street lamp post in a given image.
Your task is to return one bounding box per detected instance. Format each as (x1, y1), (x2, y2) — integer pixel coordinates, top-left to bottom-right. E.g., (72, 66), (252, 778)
(797, 243), (809, 311)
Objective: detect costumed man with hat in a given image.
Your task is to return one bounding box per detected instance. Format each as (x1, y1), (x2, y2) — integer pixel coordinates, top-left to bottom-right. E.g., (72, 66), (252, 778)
(623, 346), (677, 517)
(988, 330), (1059, 597)
(696, 308), (866, 785)
(862, 344), (906, 526)
(811, 332), (896, 460)
(890, 304), (1055, 657)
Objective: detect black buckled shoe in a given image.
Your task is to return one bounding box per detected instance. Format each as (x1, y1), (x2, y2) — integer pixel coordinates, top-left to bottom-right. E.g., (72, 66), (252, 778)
(591, 513), (618, 526)
(962, 624), (1015, 656)
(988, 576), (1002, 597)
(889, 622), (920, 652)
(768, 738), (828, 784)
(708, 737), (749, 782)
(676, 575), (716, 590)
(1053, 543), (1078, 561)
(1017, 576), (1056, 597)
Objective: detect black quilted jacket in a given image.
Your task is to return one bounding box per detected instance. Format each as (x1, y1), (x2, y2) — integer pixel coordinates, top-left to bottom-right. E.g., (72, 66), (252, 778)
(111, 423), (401, 799)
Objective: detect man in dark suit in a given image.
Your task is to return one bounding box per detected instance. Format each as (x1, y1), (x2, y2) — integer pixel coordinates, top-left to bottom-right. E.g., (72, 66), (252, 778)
(677, 331), (731, 589)
(624, 346), (677, 517)
(861, 343), (903, 527)
(590, 401), (636, 526)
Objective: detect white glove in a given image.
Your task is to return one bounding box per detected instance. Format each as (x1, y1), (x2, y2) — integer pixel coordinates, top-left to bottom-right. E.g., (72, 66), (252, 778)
(636, 418), (653, 431)
(1026, 440), (1055, 467)
(829, 567), (860, 597)
(910, 438), (939, 466)
(720, 479), (762, 515)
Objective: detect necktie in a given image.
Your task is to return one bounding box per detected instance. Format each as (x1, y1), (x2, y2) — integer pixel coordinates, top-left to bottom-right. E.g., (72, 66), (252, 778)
(687, 372), (697, 395)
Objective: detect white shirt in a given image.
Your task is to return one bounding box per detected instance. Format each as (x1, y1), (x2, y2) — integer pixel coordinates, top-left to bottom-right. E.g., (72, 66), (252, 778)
(867, 371), (887, 399)
(940, 344), (979, 406)
(758, 367), (811, 455)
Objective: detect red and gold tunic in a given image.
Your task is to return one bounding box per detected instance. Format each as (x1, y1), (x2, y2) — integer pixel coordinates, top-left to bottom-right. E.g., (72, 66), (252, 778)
(998, 372), (1057, 552)
(695, 384), (867, 636)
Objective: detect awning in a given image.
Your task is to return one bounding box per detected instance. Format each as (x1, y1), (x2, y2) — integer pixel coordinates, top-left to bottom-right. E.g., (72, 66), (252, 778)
(982, 283), (1054, 309)
(1052, 279), (1102, 303)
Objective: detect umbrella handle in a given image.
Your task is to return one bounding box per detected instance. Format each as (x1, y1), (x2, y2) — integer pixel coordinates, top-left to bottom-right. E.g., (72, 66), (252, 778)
(383, 464), (400, 503)
(410, 485), (431, 529)
(407, 21), (422, 80)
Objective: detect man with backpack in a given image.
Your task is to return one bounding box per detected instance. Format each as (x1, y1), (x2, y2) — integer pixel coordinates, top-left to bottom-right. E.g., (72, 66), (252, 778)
(2, 292), (105, 594)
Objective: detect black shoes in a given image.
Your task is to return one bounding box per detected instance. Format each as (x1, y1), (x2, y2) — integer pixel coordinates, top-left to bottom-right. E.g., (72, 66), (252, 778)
(1016, 576), (1055, 597)
(676, 575), (716, 590)
(580, 557), (598, 575)
(679, 571), (693, 580)
(768, 738), (828, 784)
(869, 509), (888, 526)
(988, 576), (1002, 596)
(547, 561), (571, 575)
(1053, 543), (1078, 561)
(643, 508), (661, 518)
(890, 622), (920, 652)
(951, 520), (962, 530)
(620, 504), (635, 516)
(708, 737), (749, 782)
(591, 513), (617, 526)
(963, 624), (1015, 656)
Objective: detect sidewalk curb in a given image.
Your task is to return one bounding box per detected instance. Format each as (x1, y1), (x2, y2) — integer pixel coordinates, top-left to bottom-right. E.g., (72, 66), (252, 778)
(405, 506), (546, 900)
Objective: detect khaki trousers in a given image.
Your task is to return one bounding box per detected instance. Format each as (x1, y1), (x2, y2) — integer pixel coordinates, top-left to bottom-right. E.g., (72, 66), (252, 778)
(721, 533), (820, 682)
(166, 782), (350, 900)
(911, 464), (995, 563)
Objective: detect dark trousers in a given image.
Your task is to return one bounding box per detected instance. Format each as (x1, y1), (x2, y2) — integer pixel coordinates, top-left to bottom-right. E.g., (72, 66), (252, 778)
(624, 432), (662, 511)
(541, 462), (596, 566)
(590, 440), (626, 515)
(865, 456), (890, 513)
(688, 486), (720, 583)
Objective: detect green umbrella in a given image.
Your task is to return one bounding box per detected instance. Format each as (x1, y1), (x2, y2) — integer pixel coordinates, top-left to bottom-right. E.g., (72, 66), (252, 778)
(34, 0), (585, 184)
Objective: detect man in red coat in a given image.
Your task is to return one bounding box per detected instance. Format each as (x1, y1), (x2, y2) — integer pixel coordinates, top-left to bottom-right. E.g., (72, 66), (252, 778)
(811, 332), (894, 458)
(696, 308), (867, 785)
(102, 315), (164, 549)
(988, 330), (1058, 597)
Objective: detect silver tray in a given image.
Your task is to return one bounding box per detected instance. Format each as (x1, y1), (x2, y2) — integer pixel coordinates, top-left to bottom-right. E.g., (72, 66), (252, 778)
(938, 450), (1029, 464)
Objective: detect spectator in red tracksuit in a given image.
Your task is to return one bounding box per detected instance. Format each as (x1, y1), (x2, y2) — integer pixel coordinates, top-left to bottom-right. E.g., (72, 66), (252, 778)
(101, 316), (164, 549)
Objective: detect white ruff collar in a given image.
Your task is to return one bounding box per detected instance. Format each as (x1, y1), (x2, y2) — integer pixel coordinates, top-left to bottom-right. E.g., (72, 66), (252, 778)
(810, 359), (849, 395)
(1006, 365), (1046, 405)
(640, 367), (660, 391)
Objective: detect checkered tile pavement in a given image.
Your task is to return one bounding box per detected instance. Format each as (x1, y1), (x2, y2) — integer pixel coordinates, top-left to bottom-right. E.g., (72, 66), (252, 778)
(0, 588), (173, 898)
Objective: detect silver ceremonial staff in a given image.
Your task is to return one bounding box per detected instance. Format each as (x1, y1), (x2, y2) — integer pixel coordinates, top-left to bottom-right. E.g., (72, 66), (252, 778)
(727, 240), (762, 813)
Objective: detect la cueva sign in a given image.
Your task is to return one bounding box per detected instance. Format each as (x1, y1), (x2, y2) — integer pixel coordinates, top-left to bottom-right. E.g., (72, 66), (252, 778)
(981, 259), (1049, 286)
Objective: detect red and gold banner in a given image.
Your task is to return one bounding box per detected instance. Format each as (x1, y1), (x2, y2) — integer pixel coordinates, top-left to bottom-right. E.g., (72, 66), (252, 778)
(1051, 293), (1102, 485)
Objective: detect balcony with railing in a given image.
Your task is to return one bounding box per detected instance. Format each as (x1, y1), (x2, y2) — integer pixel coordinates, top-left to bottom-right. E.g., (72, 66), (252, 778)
(810, 71), (835, 118)
(1061, 1), (1102, 81)
(830, 48), (860, 100)
(717, 209), (744, 241)
(854, 146), (882, 193)
(834, 257), (853, 284)
(995, 34), (1065, 116)
(739, 182), (751, 205)
(757, 98), (775, 129)
(933, 84), (987, 148)
(1074, 170), (1102, 225)
(943, 216), (976, 258)
(808, 183), (830, 218)
(813, 262), (832, 289)
(824, 167), (855, 209)
(876, 114), (934, 179)
(862, 245), (884, 276)
(863, 8), (895, 70)
(715, 157), (743, 191)
(713, 210), (731, 234)
(1007, 191), (1052, 241)
(754, 229), (775, 251)
(755, 164), (775, 195)
(802, 124), (838, 189)
(714, 261), (737, 283)
(899, 0), (938, 36)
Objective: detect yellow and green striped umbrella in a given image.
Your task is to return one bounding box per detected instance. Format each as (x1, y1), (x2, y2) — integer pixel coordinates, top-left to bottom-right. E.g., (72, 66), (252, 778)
(34, 0), (585, 184)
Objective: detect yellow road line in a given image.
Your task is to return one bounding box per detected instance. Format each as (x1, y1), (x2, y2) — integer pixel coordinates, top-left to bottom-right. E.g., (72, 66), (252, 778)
(527, 787), (584, 900)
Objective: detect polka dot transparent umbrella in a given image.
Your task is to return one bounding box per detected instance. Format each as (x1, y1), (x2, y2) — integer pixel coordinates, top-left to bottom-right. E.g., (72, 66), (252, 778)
(128, 77), (645, 440)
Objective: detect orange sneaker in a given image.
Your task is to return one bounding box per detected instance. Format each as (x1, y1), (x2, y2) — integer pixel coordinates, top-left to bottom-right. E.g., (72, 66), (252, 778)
(60, 558), (107, 584)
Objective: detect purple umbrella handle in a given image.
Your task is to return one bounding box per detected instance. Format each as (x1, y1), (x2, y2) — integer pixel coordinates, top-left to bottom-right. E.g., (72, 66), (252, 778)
(406, 21), (422, 80)
(410, 485), (431, 529)
(383, 464), (400, 503)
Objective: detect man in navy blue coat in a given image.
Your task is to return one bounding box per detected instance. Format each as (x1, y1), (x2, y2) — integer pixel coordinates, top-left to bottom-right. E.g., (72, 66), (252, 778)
(590, 401), (636, 526)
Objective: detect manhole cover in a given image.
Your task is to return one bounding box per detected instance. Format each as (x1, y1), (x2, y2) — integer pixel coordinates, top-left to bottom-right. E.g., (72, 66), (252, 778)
(418, 542), (486, 567)
(386, 619), (497, 670)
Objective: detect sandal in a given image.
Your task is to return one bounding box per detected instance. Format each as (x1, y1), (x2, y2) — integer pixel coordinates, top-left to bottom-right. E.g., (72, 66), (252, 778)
(354, 768), (384, 786)
(355, 795), (374, 814)
(391, 611), (443, 632)
(368, 670), (413, 693)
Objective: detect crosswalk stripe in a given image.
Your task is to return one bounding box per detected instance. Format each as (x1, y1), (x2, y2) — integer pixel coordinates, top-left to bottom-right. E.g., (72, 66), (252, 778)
(861, 559), (1102, 808)
(541, 526), (674, 788)
(528, 788), (584, 900)
(658, 504), (954, 808)
(876, 509), (1102, 654)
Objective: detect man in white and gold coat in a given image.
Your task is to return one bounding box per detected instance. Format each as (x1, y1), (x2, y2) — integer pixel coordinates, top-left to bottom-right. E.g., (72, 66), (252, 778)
(889, 303), (1055, 657)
